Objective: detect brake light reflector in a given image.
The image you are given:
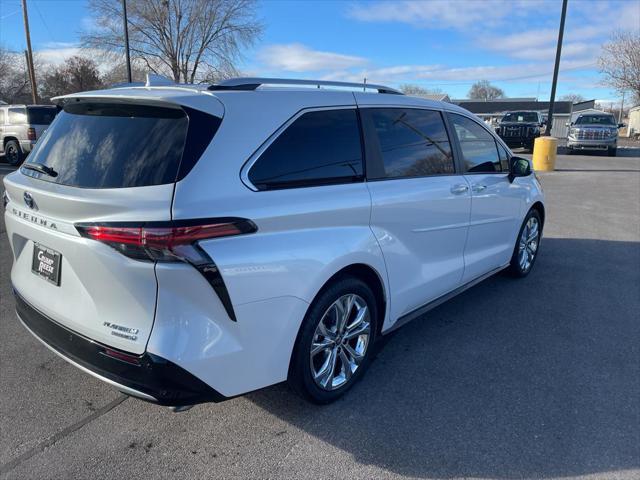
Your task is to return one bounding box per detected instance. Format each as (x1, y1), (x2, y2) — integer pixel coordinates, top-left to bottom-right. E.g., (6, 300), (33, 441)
(27, 128), (36, 140)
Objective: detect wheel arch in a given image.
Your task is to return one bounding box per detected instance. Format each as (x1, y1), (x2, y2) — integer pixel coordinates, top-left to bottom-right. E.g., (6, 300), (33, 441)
(3, 136), (19, 148)
(304, 262), (388, 337)
(531, 201), (545, 229)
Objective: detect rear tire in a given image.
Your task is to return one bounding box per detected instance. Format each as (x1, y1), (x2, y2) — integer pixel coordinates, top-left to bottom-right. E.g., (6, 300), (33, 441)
(288, 276), (378, 404)
(508, 209), (542, 278)
(4, 140), (24, 166)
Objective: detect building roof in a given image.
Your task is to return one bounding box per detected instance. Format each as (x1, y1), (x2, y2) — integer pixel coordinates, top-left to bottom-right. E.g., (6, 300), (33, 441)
(453, 99), (573, 115)
(572, 99), (596, 111)
(413, 93), (451, 102)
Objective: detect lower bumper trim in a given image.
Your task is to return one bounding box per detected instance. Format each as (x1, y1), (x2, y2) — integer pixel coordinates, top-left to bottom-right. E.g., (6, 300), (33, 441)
(14, 289), (227, 406)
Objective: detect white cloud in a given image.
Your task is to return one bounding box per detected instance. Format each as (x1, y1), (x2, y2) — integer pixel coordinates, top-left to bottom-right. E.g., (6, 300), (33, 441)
(347, 0), (541, 29)
(258, 44), (368, 72)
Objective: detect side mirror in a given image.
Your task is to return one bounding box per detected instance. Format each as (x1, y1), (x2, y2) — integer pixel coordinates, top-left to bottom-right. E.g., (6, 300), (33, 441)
(618, 123), (625, 128)
(508, 156), (531, 182)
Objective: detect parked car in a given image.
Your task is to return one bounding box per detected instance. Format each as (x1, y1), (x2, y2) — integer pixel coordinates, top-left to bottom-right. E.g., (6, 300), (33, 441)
(0, 104), (58, 166)
(495, 110), (545, 152)
(567, 113), (622, 156)
(3, 77), (545, 407)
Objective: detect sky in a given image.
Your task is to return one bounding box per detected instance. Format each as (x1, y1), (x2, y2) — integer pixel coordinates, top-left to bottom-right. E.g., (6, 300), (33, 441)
(1, 0), (639, 104)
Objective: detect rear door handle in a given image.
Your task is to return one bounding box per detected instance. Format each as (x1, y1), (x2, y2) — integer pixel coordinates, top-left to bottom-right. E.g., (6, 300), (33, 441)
(472, 184), (487, 193)
(450, 184), (469, 195)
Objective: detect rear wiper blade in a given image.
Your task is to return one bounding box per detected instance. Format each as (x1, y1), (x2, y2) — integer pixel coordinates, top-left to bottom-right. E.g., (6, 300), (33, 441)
(22, 163), (58, 178)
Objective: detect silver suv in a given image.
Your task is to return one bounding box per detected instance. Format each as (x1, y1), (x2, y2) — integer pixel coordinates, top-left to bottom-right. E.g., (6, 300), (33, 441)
(0, 104), (58, 166)
(567, 113), (622, 156)
(4, 77), (544, 406)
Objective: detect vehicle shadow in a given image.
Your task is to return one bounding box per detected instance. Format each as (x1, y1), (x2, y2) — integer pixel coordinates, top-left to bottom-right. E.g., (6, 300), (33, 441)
(246, 237), (640, 479)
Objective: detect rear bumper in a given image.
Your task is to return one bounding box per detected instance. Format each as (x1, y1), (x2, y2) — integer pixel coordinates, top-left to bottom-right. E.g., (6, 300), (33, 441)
(14, 289), (227, 406)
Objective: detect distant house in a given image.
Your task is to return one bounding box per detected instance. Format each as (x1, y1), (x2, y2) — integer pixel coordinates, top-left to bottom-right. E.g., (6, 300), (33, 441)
(628, 105), (640, 138)
(452, 98), (596, 138)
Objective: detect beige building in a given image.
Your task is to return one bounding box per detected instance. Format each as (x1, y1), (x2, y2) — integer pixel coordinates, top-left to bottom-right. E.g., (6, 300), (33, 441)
(627, 105), (640, 138)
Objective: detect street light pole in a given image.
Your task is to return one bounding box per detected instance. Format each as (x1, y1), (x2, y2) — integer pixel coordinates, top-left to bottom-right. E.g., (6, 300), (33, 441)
(122, 0), (132, 83)
(21, 0), (39, 104)
(545, 0), (568, 136)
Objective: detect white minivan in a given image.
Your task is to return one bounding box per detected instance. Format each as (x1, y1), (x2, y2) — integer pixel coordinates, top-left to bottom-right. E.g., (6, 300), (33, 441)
(3, 77), (544, 406)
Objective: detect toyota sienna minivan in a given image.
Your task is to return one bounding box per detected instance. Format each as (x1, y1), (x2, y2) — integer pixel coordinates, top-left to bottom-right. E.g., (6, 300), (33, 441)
(3, 77), (545, 406)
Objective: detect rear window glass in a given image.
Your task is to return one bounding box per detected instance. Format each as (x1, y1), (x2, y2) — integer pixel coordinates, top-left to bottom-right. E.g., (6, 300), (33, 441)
(248, 109), (363, 190)
(22, 103), (191, 188)
(27, 107), (57, 125)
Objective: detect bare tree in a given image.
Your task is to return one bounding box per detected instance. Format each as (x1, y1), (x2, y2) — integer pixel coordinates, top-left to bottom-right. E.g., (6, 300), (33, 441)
(399, 84), (444, 96)
(468, 80), (505, 100)
(560, 93), (585, 103)
(0, 46), (33, 104)
(40, 56), (104, 101)
(598, 31), (640, 104)
(82, 0), (262, 84)
(102, 61), (148, 86)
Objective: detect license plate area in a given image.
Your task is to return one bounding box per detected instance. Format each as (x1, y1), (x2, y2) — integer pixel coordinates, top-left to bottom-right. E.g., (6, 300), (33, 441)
(31, 243), (61, 286)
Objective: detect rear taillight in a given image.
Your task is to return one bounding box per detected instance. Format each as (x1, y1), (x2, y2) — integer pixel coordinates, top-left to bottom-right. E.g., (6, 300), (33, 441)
(76, 219), (256, 262)
(27, 128), (36, 141)
(75, 218), (257, 321)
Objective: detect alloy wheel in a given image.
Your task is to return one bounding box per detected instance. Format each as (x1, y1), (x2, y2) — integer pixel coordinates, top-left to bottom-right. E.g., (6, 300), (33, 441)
(518, 216), (540, 272)
(310, 293), (371, 391)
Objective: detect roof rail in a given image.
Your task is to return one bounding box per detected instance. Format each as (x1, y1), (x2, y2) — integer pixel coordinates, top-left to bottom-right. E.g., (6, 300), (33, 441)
(208, 77), (403, 95)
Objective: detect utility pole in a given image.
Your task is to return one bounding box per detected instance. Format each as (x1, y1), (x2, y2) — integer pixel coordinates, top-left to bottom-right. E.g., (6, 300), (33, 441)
(21, 0), (39, 104)
(545, 0), (568, 136)
(122, 0), (132, 83)
(619, 91), (625, 124)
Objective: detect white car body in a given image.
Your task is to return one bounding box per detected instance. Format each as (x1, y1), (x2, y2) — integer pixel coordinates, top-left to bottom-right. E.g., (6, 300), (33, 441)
(3, 78), (545, 406)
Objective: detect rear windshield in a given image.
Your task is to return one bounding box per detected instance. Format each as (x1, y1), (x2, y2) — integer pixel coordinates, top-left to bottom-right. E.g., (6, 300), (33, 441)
(502, 112), (539, 123)
(27, 107), (58, 125)
(575, 115), (615, 125)
(22, 103), (191, 189)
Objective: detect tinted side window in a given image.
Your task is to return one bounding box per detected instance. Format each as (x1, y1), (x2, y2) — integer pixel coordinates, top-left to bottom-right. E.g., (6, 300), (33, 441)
(249, 109), (363, 190)
(0, 109), (4, 124)
(368, 108), (454, 179)
(8, 108), (27, 124)
(449, 113), (501, 173)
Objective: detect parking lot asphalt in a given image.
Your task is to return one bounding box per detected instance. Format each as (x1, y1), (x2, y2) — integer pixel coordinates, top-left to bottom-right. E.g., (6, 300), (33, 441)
(1, 151), (639, 480)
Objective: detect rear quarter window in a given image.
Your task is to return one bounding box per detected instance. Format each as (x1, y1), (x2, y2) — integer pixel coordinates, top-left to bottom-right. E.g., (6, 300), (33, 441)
(8, 108), (27, 124)
(248, 109), (364, 190)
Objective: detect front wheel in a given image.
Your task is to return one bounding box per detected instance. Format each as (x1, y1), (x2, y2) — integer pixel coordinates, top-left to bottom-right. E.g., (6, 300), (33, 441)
(288, 276), (378, 404)
(508, 209), (542, 277)
(608, 147), (617, 157)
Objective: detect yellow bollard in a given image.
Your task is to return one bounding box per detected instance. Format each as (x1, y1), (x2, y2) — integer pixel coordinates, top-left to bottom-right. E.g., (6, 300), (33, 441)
(532, 136), (557, 171)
